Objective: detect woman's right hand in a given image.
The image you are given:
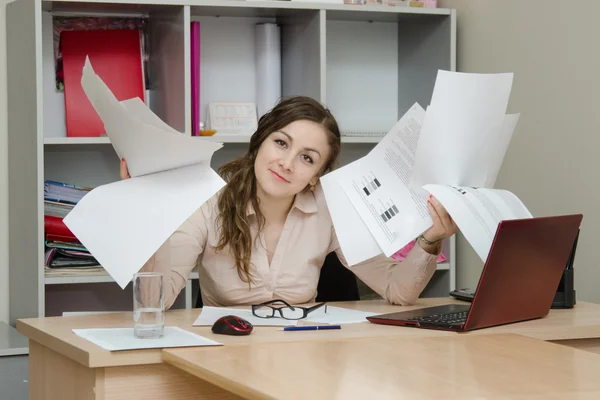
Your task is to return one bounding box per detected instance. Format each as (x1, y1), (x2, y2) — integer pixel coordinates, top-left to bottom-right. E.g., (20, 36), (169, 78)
(120, 158), (131, 180)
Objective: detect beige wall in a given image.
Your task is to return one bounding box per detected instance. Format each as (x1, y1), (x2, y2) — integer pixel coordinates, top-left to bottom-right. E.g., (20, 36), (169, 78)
(440, 0), (600, 303)
(0, 0), (12, 324)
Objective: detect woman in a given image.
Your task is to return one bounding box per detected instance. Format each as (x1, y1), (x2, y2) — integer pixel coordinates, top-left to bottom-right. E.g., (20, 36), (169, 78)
(121, 96), (458, 310)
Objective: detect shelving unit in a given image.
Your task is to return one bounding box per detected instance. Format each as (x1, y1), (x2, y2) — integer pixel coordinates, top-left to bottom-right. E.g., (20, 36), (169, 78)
(7, 0), (456, 326)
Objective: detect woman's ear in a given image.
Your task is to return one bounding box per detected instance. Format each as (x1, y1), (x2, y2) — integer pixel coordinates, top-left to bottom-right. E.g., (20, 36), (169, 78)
(309, 176), (319, 187)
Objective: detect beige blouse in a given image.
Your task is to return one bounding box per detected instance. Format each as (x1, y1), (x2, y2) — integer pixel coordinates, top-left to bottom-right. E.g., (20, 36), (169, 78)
(141, 185), (441, 310)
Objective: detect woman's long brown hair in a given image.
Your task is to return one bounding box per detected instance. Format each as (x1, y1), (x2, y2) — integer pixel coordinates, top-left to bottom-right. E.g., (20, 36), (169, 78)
(215, 96), (341, 284)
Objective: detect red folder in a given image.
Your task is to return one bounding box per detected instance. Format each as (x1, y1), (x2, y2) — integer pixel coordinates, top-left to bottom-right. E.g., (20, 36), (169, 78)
(44, 215), (76, 240)
(61, 29), (145, 137)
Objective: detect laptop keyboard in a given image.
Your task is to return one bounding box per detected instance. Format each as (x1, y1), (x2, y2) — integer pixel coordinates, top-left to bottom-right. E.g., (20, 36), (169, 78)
(406, 311), (468, 328)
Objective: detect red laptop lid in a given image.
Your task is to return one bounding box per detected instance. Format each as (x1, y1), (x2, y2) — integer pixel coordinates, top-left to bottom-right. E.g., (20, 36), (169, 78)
(464, 214), (582, 331)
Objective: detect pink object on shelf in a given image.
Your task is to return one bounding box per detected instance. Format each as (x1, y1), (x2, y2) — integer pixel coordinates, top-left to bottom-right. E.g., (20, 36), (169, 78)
(424, 0), (437, 7)
(191, 21), (200, 136)
(391, 240), (447, 263)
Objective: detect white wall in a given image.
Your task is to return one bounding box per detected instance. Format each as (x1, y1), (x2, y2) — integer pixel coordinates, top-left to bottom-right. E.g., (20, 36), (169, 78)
(0, 0), (13, 324)
(440, 0), (600, 303)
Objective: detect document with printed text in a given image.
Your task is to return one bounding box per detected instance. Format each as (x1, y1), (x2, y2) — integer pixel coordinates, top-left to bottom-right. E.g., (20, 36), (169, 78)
(322, 70), (526, 265)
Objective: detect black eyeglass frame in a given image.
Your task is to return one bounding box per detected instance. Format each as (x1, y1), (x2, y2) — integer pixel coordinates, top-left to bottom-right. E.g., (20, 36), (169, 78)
(251, 299), (327, 320)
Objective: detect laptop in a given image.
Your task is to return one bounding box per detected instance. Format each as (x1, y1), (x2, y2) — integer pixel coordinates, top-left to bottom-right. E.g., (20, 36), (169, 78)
(366, 214), (583, 332)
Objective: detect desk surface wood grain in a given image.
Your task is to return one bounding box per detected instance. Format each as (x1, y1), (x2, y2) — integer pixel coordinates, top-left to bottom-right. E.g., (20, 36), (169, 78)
(16, 298), (600, 368)
(163, 333), (600, 400)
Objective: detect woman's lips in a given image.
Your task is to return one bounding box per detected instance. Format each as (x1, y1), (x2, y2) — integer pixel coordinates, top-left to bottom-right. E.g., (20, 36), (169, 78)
(270, 170), (290, 183)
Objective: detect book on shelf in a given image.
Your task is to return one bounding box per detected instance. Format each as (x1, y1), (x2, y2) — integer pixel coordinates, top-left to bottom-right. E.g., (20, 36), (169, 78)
(61, 29), (146, 137)
(44, 265), (106, 277)
(191, 21), (201, 136)
(52, 16), (149, 92)
(44, 180), (92, 205)
(44, 200), (75, 219)
(45, 240), (98, 268)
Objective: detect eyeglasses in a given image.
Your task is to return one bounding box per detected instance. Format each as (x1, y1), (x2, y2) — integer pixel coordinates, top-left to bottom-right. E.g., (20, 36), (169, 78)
(251, 299), (327, 320)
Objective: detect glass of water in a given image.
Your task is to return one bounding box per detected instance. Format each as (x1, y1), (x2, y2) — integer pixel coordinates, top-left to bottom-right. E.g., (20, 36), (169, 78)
(133, 272), (164, 339)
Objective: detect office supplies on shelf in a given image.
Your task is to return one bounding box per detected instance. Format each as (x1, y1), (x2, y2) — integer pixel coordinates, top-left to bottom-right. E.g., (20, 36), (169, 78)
(44, 215), (76, 239)
(61, 29), (145, 137)
(63, 58), (225, 289)
(193, 306), (297, 327)
(367, 214), (583, 332)
(255, 23), (281, 117)
(191, 21), (200, 136)
(44, 180), (91, 205)
(208, 102), (258, 135)
(52, 16), (148, 92)
(72, 326), (222, 351)
(44, 200), (75, 219)
(283, 325), (342, 331)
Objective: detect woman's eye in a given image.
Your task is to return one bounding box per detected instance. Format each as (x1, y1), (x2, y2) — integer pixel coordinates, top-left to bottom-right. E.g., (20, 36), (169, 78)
(274, 139), (286, 147)
(302, 155), (313, 164)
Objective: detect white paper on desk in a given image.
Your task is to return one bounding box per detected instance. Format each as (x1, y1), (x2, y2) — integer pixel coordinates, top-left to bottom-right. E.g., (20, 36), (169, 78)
(193, 307), (298, 327)
(64, 166), (225, 288)
(412, 71), (515, 188)
(320, 162), (383, 266)
(424, 184), (532, 262)
(80, 57), (223, 178)
(73, 326), (222, 351)
(338, 103), (433, 257)
(303, 306), (378, 324)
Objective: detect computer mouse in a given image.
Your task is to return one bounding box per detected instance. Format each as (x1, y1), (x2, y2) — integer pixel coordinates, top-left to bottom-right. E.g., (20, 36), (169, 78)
(211, 315), (254, 336)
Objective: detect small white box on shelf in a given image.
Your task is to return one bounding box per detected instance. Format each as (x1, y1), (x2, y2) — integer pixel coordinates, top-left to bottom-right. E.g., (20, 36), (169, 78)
(208, 102), (258, 136)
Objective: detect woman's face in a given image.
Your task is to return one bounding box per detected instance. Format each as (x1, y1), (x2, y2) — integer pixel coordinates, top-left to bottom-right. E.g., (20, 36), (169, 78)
(254, 119), (331, 201)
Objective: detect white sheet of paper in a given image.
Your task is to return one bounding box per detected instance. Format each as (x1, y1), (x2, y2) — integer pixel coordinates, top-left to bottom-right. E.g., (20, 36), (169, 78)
(412, 71), (514, 187)
(64, 165), (225, 288)
(65, 57), (227, 288)
(338, 103), (433, 257)
(303, 306), (378, 324)
(193, 307), (298, 327)
(320, 161), (383, 265)
(424, 184), (532, 262)
(483, 113), (520, 188)
(73, 326), (222, 351)
(81, 57), (223, 177)
(121, 97), (181, 135)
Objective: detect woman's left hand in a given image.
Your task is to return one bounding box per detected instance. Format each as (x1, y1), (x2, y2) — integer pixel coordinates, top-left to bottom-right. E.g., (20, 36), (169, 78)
(422, 195), (459, 243)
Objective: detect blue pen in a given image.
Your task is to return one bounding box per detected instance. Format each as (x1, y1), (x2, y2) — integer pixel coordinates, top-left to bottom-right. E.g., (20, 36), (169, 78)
(283, 325), (341, 331)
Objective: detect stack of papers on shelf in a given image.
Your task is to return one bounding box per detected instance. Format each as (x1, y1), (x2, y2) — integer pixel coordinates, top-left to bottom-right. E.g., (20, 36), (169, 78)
(73, 327), (222, 351)
(321, 70), (532, 265)
(44, 265), (106, 277)
(63, 57), (226, 289)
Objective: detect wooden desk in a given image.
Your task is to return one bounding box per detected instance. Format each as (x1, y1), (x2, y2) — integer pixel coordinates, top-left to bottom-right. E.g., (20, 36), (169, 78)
(163, 334), (600, 400)
(15, 298), (600, 399)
